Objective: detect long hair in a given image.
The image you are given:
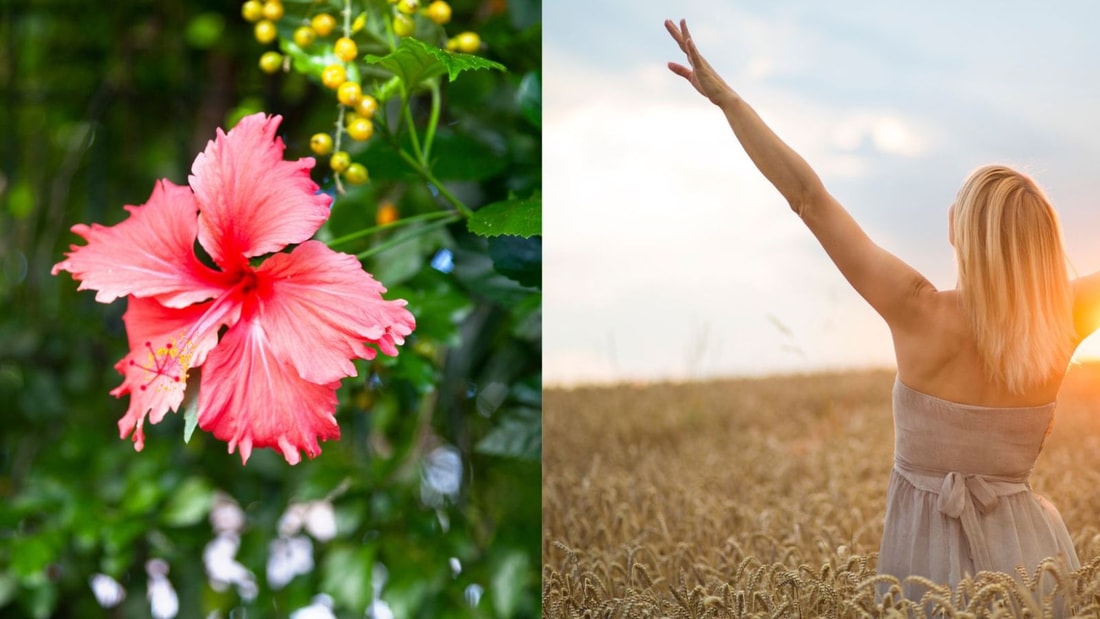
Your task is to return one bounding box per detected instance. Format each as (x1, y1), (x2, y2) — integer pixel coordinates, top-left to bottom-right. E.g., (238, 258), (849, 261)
(952, 165), (1075, 393)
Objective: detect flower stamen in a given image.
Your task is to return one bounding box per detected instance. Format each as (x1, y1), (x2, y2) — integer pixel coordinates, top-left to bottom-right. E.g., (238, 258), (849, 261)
(129, 337), (193, 391)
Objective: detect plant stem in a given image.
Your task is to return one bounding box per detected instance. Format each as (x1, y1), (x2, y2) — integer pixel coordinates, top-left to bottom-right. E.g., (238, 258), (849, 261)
(403, 101), (425, 164)
(423, 80), (441, 162)
(355, 214), (461, 260)
(398, 149), (473, 218)
(327, 210), (456, 248)
(332, 104), (346, 195)
(330, 0), (354, 195)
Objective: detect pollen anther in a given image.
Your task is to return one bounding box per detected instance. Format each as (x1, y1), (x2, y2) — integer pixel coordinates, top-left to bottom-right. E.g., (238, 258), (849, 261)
(130, 334), (194, 392)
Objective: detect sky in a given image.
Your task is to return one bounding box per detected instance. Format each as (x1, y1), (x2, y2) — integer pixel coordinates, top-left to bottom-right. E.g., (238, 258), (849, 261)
(543, 1), (1100, 386)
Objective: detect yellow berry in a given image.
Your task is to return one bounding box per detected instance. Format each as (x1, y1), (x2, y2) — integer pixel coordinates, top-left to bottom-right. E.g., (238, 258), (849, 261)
(393, 14), (415, 37)
(321, 64), (347, 89)
(344, 163), (369, 185)
(261, 0), (284, 21)
(293, 26), (316, 47)
(337, 81), (362, 106)
(426, 1), (451, 25)
(376, 202), (398, 225)
(345, 111), (362, 125)
(330, 151), (351, 173)
(355, 95), (379, 118)
(397, 0), (419, 15)
(310, 133), (333, 156)
(450, 31), (480, 54)
(347, 117), (374, 141)
(334, 37), (358, 62)
(311, 13), (337, 37)
(254, 20), (277, 44)
(258, 51), (283, 74)
(242, 1), (263, 22)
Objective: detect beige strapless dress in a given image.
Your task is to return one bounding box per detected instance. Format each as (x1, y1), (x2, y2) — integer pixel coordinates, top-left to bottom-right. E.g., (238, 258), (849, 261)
(877, 378), (1079, 600)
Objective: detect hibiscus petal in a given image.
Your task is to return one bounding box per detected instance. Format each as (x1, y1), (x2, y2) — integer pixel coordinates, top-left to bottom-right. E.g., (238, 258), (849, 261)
(190, 113), (332, 269)
(254, 241), (416, 384)
(197, 315), (341, 465)
(51, 180), (231, 308)
(113, 296), (226, 451)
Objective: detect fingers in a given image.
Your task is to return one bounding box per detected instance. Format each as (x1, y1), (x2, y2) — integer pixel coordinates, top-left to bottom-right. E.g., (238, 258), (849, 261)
(667, 62), (692, 80)
(680, 19), (693, 42)
(664, 19), (687, 52)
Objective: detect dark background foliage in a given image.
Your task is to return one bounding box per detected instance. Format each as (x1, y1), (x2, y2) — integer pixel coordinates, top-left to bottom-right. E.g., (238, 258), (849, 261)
(0, 0), (541, 616)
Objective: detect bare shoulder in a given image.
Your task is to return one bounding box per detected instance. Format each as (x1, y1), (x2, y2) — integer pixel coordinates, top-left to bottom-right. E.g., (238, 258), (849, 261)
(892, 288), (977, 391)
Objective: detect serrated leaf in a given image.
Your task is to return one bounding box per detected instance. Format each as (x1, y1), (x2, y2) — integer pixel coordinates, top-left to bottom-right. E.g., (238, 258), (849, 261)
(365, 38), (505, 91)
(183, 400), (199, 443)
(468, 192), (541, 238)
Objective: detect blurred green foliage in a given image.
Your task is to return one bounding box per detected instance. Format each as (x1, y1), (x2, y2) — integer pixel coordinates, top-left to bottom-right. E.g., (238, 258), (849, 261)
(0, 0), (541, 617)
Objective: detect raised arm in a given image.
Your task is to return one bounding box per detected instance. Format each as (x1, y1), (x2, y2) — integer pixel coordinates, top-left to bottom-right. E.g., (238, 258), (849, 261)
(665, 18), (935, 328)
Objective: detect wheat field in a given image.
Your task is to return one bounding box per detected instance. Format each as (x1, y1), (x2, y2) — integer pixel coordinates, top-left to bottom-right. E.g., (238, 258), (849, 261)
(542, 365), (1100, 618)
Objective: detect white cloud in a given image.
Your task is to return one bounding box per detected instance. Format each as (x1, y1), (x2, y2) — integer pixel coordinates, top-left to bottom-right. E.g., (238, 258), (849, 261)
(544, 0), (1100, 384)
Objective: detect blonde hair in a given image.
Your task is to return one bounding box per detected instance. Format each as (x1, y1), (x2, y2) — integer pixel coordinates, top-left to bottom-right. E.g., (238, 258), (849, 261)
(952, 165), (1075, 393)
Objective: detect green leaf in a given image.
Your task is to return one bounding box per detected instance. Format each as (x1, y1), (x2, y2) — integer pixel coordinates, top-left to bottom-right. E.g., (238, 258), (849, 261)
(160, 477), (214, 527)
(321, 545), (374, 611)
(0, 572), (16, 607)
(487, 235), (541, 288)
(491, 549), (532, 618)
(516, 71), (541, 129)
(183, 399), (199, 443)
(476, 407), (541, 460)
(365, 38), (505, 91)
(453, 241), (535, 306)
(430, 131), (509, 182)
(10, 534), (55, 580)
(23, 581), (57, 619)
(468, 192), (541, 238)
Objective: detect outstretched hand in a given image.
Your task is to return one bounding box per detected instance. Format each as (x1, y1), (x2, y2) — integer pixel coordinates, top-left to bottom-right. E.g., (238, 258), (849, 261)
(665, 19), (736, 105)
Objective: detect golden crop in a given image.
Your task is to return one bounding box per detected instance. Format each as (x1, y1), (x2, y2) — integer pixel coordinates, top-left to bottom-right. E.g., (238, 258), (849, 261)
(543, 366), (1100, 617)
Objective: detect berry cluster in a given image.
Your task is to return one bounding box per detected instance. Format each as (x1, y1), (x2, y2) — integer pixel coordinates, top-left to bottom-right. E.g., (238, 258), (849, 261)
(242, 1), (286, 72)
(241, 0), (485, 190)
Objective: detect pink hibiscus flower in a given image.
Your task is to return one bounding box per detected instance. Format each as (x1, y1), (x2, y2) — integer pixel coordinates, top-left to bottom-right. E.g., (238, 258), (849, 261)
(52, 113), (415, 464)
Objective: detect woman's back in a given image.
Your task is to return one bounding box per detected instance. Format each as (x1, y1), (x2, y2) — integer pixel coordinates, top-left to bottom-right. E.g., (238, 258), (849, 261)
(892, 288), (1072, 407)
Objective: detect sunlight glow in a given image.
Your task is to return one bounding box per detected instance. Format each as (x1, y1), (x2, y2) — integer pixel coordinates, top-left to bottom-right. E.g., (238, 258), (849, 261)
(1073, 330), (1100, 362)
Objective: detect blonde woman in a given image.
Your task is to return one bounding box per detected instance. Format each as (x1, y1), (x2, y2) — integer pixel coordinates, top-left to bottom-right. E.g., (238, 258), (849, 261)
(666, 19), (1088, 598)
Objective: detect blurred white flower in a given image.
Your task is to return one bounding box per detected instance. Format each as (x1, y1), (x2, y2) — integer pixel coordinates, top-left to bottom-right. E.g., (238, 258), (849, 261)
(267, 535), (314, 590)
(279, 499), (338, 542)
(304, 500), (337, 542)
(465, 583), (484, 607)
(366, 599), (394, 619)
(290, 593), (336, 619)
(372, 562), (388, 599)
(209, 491), (245, 535)
(203, 533), (257, 601)
(146, 560), (178, 619)
(88, 573), (126, 608)
(449, 556), (462, 577)
(365, 562), (394, 618)
(421, 445), (462, 507)
(278, 502), (307, 537)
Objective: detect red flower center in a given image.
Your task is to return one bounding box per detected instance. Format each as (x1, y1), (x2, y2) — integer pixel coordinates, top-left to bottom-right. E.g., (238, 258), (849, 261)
(129, 339), (192, 391)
